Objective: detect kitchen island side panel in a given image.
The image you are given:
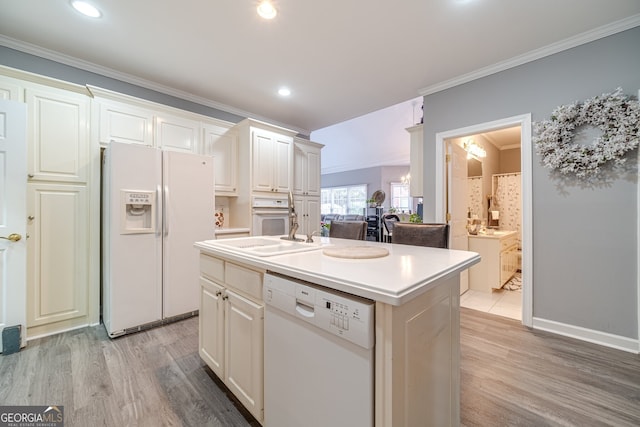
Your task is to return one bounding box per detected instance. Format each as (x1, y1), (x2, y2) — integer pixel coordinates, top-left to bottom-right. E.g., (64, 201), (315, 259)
(375, 274), (460, 427)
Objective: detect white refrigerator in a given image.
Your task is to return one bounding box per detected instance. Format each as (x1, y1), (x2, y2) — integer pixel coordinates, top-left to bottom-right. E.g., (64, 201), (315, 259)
(102, 142), (214, 338)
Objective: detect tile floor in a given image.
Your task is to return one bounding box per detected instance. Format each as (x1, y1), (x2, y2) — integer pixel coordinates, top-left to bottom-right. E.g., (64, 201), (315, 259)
(461, 286), (522, 321)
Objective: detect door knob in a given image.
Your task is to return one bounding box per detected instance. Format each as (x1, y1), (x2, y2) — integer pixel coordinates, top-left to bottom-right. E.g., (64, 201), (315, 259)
(0, 233), (22, 242)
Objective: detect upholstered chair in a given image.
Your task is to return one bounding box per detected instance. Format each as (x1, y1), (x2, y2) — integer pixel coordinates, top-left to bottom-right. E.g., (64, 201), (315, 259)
(328, 220), (367, 240)
(392, 223), (449, 249)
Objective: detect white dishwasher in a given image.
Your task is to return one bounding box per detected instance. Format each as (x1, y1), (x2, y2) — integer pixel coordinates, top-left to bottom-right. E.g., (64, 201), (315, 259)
(263, 272), (375, 427)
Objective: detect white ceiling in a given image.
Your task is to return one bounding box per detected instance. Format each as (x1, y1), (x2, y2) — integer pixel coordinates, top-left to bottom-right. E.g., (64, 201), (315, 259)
(1, 1), (639, 134)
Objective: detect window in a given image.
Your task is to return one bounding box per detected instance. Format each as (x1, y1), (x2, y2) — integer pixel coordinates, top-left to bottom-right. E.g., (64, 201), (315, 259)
(321, 185), (367, 215)
(390, 182), (411, 212)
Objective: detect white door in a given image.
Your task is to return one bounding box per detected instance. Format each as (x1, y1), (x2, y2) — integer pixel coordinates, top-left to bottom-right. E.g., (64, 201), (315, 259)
(0, 99), (27, 351)
(447, 141), (469, 294)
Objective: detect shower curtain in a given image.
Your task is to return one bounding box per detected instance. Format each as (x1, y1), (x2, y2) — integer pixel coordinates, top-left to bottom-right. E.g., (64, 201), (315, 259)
(467, 176), (483, 219)
(493, 173), (521, 246)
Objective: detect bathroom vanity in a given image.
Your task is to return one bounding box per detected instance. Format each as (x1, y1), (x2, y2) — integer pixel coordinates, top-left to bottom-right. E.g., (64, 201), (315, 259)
(195, 236), (480, 426)
(468, 230), (519, 292)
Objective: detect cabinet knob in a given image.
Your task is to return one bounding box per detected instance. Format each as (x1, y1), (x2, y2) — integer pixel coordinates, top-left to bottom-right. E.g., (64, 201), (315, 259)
(28, 174), (34, 179)
(28, 215), (35, 221)
(215, 291), (222, 297)
(222, 295), (229, 301)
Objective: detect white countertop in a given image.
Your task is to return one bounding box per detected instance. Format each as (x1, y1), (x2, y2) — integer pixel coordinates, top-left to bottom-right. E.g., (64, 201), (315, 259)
(195, 236), (480, 306)
(214, 227), (251, 235)
(467, 230), (517, 240)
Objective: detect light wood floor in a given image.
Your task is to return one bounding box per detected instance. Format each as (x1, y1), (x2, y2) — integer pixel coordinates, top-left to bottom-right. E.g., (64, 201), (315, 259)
(460, 308), (640, 427)
(1, 309), (639, 426)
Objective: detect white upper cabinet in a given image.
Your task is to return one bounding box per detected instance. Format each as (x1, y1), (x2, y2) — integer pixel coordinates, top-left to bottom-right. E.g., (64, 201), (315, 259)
(97, 100), (154, 146)
(0, 76), (22, 101)
(202, 122), (238, 195)
(90, 85), (200, 151)
(293, 139), (322, 197)
(250, 127), (293, 194)
(25, 84), (90, 184)
(155, 113), (200, 153)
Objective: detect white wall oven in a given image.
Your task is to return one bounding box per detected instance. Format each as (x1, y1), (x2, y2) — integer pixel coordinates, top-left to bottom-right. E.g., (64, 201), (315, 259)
(252, 196), (290, 236)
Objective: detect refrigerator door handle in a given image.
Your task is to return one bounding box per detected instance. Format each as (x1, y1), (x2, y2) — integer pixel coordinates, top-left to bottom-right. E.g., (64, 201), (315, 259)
(156, 185), (163, 237)
(163, 185), (169, 237)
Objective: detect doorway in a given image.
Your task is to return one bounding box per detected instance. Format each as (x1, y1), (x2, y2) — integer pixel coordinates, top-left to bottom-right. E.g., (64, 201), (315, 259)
(435, 114), (533, 326)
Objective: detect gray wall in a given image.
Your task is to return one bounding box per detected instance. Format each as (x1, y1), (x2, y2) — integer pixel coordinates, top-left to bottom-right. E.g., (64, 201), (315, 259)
(1, 45), (246, 126)
(422, 27), (640, 339)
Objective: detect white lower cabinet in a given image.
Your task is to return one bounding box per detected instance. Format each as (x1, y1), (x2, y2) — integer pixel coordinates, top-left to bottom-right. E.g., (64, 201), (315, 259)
(224, 289), (264, 418)
(199, 278), (224, 375)
(468, 232), (519, 292)
(199, 255), (264, 423)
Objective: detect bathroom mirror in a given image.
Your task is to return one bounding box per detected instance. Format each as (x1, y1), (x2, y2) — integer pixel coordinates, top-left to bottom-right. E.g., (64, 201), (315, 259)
(467, 157), (482, 177)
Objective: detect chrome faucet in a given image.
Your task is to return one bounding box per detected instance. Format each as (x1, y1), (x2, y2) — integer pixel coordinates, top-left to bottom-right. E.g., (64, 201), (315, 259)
(281, 192), (303, 242)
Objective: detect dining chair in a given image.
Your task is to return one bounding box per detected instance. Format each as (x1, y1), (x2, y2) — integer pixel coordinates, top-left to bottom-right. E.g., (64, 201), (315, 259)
(392, 223), (450, 249)
(328, 220), (367, 240)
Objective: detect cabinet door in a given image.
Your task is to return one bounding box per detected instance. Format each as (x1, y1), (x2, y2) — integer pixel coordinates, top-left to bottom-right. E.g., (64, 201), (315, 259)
(203, 124), (238, 194)
(294, 198), (305, 235)
(251, 130), (275, 192)
(305, 197), (321, 236)
(97, 100), (154, 146)
(156, 113), (200, 152)
(252, 129), (292, 193)
(225, 289), (264, 422)
(305, 146), (321, 196)
(26, 86), (89, 183)
(0, 75), (22, 101)
(292, 144), (306, 195)
(295, 197), (321, 236)
(199, 277), (225, 377)
(272, 135), (292, 193)
(27, 183), (89, 331)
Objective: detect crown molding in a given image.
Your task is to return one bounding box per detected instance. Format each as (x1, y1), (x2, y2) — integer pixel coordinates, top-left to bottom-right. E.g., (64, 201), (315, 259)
(419, 14), (640, 96)
(0, 35), (309, 135)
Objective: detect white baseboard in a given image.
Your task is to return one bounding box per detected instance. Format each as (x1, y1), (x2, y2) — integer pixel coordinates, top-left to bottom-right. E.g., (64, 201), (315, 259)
(26, 323), (90, 342)
(532, 317), (639, 354)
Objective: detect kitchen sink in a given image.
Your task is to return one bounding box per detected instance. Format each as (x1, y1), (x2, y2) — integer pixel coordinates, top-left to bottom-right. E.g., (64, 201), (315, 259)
(209, 236), (328, 257)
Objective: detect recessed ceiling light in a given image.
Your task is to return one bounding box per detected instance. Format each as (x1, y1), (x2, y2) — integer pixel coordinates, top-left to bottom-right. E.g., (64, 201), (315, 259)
(71, 1), (102, 18)
(278, 87), (291, 97)
(257, 1), (277, 19)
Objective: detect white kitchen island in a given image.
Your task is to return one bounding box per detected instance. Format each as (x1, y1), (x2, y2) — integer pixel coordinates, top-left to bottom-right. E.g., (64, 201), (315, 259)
(195, 236), (480, 427)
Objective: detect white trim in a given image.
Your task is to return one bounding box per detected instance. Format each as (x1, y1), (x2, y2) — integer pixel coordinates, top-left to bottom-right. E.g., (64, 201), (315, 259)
(533, 317), (640, 354)
(435, 114), (533, 327)
(637, 88), (639, 348)
(26, 323), (89, 342)
(0, 35), (309, 136)
(419, 14), (640, 96)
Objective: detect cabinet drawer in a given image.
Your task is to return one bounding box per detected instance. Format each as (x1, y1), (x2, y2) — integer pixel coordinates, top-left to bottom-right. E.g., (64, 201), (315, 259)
(225, 262), (263, 301)
(200, 254), (225, 283)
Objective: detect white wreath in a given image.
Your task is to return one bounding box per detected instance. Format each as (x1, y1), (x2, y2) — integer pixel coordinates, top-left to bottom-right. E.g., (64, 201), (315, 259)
(533, 88), (640, 177)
